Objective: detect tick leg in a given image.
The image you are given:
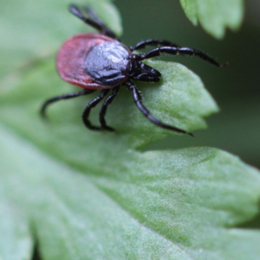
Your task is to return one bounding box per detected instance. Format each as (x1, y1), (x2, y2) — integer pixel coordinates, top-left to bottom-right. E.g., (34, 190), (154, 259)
(134, 46), (227, 67)
(40, 89), (95, 118)
(124, 81), (193, 136)
(99, 86), (120, 131)
(82, 89), (110, 130)
(129, 39), (179, 51)
(69, 4), (118, 40)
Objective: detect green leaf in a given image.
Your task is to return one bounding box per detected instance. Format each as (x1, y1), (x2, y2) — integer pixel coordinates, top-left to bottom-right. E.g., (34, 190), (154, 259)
(1, 0), (260, 259)
(179, 0), (244, 38)
(112, 59), (218, 148)
(1, 124), (260, 259)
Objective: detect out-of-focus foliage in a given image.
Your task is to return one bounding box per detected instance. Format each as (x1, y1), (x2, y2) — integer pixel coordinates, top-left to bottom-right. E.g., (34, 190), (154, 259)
(179, 0), (244, 38)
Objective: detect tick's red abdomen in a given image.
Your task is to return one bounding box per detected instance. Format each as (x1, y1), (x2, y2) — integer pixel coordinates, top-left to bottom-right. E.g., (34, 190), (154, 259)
(57, 33), (118, 89)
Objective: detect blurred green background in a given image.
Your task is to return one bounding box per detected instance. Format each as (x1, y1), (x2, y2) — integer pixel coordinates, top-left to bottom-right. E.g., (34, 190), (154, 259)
(116, 0), (260, 169)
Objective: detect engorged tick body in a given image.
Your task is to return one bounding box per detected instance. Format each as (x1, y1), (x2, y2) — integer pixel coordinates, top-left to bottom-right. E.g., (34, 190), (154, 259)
(41, 4), (226, 134)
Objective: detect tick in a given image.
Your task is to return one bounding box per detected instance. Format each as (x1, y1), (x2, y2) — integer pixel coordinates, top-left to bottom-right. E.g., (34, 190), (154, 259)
(41, 4), (225, 135)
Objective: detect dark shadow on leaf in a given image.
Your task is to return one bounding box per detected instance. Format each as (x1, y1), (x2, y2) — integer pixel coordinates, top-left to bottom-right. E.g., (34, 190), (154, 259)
(236, 198), (260, 229)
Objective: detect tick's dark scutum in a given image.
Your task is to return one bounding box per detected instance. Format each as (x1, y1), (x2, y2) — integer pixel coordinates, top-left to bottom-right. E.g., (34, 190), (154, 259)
(85, 41), (132, 86)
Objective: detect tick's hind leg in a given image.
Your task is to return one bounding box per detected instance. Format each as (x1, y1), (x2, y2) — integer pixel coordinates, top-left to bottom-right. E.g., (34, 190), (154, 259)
(99, 86), (120, 131)
(124, 81), (194, 136)
(40, 89), (95, 119)
(82, 89), (110, 131)
(69, 4), (118, 40)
